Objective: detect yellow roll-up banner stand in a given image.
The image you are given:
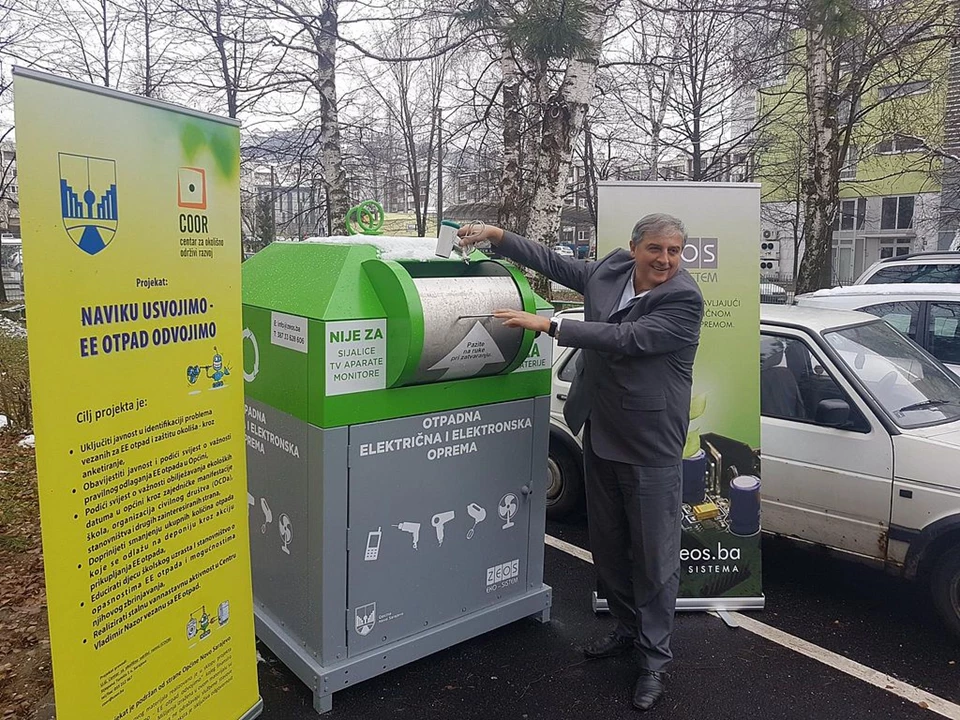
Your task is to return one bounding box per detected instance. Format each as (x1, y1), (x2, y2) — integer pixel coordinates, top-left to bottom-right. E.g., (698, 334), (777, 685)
(13, 68), (262, 720)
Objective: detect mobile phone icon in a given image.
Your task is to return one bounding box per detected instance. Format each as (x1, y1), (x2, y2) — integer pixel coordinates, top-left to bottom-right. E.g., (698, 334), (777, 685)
(365, 528), (382, 561)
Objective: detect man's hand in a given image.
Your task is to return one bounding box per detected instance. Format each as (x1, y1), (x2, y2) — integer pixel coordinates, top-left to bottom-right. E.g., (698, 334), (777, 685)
(457, 223), (505, 252)
(494, 309), (550, 334)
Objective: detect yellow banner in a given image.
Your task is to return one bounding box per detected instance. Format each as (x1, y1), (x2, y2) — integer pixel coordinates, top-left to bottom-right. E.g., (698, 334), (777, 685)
(14, 69), (261, 720)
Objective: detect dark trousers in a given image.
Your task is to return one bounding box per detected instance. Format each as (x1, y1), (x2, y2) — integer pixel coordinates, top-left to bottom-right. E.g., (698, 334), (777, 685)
(584, 430), (682, 672)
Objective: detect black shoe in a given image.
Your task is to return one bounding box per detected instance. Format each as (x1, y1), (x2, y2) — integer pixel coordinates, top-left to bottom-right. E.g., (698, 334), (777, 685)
(632, 670), (665, 711)
(583, 631), (634, 659)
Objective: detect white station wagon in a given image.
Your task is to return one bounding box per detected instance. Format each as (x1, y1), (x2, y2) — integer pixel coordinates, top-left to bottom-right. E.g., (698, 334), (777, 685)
(548, 305), (960, 636)
(795, 283), (960, 377)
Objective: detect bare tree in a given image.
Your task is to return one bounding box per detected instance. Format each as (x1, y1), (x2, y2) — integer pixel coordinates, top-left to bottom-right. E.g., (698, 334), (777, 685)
(172, 0), (281, 118)
(118, 0), (182, 98)
(788, 0), (958, 292)
(524, 0), (612, 293)
(45, 0), (127, 87)
(456, 0), (616, 297)
(352, 19), (453, 236)
(262, 0), (352, 234)
(757, 122), (806, 279)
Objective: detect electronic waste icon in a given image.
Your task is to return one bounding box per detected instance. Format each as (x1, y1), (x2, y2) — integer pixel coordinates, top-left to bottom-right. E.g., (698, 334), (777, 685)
(499, 493), (518, 530)
(466, 502), (486, 539)
(432, 511), (455, 546)
(365, 527), (382, 561)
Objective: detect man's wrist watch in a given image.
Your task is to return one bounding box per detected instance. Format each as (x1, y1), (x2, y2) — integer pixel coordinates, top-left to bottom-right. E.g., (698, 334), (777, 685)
(548, 319), (559, 338)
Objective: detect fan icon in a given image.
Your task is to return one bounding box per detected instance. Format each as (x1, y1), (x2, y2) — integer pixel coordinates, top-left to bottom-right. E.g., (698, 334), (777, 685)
(279, 513), (293, 555)
(498, 493), (518, 529)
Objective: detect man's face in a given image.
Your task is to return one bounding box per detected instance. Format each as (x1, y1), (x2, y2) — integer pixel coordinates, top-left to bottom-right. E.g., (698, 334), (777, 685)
(630, 229), (684, 291)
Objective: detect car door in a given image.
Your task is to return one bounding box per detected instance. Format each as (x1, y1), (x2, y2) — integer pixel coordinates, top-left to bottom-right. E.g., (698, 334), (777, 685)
(551, 345), (578, 422)
(760, 327), (895, 559)
(924, 301), (960, 377)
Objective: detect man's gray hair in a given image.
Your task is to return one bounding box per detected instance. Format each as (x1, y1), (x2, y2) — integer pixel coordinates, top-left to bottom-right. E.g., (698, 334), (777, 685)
(630, 213), (687, 247)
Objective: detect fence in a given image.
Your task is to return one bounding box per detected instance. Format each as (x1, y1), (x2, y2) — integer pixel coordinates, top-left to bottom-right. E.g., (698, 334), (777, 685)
(760, 273), (796, 305)
(2, 270), (24, 302)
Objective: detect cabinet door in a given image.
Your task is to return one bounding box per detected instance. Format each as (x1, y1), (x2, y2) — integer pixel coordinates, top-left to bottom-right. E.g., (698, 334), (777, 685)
(346, 400), (537, 656)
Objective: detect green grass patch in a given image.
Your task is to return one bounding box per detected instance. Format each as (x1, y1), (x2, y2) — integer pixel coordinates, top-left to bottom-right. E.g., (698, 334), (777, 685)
(0, 334), (31, 432)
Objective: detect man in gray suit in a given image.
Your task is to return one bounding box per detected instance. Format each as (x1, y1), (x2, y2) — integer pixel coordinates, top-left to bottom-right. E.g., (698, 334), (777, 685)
(458, 214), (703, 711)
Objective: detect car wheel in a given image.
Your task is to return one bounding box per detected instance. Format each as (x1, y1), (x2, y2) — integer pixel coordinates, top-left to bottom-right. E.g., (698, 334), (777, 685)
(931, 545), (960, 638)
(546, 436), (584, 520)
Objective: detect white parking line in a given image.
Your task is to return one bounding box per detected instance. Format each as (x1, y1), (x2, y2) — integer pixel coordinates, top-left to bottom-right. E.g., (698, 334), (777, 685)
(545, 534), (593, 563)
(545, 534), (960, 719)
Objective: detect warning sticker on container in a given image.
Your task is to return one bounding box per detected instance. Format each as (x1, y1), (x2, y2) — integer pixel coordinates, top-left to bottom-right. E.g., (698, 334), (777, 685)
(429, 322), (505, 380)
(272, 312), (308, 353)
(325, 319), (387, 396)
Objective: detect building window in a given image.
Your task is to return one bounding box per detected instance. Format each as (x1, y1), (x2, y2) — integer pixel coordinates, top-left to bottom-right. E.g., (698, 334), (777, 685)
(730, 154), (752, 182)
(880, 196), (914, 230)
(879, 238), (913, 258)
(578, 229), (589, 243)
(876, 134), (924, 153)
(840, 145), (858, 180)
(458, 183), (467, 203)
(878, 80), (931, 100)
(832, 198), (866, 231)
(661, 166), (681, 181)
(577, 195), (587, 209)
(838, 97), (860, 125)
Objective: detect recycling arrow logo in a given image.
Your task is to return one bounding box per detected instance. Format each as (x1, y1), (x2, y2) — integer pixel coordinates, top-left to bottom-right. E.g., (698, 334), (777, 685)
(428, 322), (506, 380)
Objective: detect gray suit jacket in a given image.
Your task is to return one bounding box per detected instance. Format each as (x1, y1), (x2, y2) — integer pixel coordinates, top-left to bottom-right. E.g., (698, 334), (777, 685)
(499, 231), (703, 467)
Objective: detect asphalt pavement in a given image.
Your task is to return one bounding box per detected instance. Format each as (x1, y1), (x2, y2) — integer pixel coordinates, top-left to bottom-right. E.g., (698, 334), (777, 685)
(255, 518), (959, 720)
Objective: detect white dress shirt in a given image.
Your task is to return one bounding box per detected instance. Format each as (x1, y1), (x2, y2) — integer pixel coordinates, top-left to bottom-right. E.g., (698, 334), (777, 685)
(554, 271), (647, 337)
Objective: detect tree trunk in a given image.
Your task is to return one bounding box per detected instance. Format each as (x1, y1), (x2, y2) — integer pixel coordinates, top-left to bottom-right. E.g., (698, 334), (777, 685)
(315, 0), (350, 235)
(498, 43), (525, 233)
(212, 0), (237, 118)
(101, 0), (110, 87)
(524, 2), (608, 299)
(436, 108), (444, 233)
(0, 203), (8, 303)
(582, 120), (597, 226)
(797, 11), (841, 294)
(143, 1), (152, 97)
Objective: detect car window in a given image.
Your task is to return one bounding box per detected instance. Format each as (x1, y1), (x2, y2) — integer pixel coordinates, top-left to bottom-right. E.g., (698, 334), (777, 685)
(928, 302), (960, 366)
(760, 333), (870, 432)
(859, 301), (921, 341)
(558, 348), (580, 382)
(865, 264), (960, 284)
(825, 321), (960, 428)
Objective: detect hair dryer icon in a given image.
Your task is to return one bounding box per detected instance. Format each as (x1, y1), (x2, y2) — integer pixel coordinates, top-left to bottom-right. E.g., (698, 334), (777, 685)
(432, 511), (455, 546)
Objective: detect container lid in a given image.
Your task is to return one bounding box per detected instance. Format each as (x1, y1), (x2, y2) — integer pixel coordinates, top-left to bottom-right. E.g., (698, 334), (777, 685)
(730, 475), (761, 491)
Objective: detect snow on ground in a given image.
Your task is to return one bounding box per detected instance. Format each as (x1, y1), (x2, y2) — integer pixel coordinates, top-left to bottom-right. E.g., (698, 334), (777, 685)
(0, 316), (26, 339)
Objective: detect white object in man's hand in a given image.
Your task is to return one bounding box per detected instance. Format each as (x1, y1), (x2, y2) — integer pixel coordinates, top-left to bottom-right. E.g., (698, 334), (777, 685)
(457, 222), (504, 251)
